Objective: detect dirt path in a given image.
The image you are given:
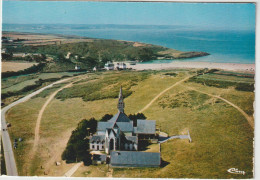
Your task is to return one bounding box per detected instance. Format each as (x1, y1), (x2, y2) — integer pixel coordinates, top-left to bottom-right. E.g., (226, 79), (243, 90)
(32, 82), (74, 152)
(138, 76), (191, 113)
(186, 86), (254, 130)
(29, 76), (86, 175)
(32, 76), (86, 153)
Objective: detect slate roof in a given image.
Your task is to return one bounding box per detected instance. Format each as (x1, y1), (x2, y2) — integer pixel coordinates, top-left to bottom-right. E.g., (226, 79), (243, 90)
(97, 111), (133, 132)
(108, 111), (131, 123)
(116, 122), (133, 132)
(97, 122), (114, 131)
(110, 151), (160, 167)
(90, 135), (105, 143)
(125, 136), (138, 144)
(134, 120), (156, 134)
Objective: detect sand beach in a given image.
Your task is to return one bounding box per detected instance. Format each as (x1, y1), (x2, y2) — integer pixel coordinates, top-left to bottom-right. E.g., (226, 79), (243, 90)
(128, 61), (255, 73)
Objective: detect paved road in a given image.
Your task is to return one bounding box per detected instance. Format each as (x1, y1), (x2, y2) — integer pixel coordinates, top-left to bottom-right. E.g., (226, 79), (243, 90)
(1, 77), (74, 176)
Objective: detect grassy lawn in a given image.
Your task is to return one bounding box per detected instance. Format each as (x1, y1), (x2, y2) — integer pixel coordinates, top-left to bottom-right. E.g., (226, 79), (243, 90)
(143, 143), (160, 153)
(113, 81), (253, 178)
(73, 164), (109, 177)
(5, 69), (254, 178)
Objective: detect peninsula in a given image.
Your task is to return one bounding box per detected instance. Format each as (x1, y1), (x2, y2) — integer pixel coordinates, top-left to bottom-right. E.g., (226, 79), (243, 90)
(2, 31), (209, 72)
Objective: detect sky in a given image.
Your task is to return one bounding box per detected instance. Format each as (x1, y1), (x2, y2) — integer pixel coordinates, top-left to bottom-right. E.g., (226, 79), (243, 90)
(2, 1), (255, 31)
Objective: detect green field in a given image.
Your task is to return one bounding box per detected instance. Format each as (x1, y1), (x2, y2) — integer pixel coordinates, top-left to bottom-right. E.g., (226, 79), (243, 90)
(1, 72), (84, 106)
(5, 69), (254, 178)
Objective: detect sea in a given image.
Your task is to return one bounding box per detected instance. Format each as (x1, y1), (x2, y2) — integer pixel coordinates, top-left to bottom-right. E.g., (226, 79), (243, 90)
(2, 24), (255, 64)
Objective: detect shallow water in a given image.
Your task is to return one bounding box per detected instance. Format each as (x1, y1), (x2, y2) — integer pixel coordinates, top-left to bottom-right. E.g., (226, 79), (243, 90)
(3, 24), (255, 64)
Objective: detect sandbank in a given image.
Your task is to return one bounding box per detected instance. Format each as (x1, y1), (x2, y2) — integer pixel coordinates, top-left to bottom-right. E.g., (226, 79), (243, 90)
(128, 61), (255, 73)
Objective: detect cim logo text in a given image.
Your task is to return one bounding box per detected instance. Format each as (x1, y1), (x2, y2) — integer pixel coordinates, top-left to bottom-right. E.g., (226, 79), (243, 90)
(227, 168), (245, 175)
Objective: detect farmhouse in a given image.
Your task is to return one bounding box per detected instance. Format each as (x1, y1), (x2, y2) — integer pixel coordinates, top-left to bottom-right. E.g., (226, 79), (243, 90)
(89, 87), (160, 167)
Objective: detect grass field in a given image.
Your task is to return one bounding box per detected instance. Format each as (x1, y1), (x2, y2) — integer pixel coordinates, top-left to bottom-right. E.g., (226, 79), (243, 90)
(5, 69), (254, 178)
(2, 62), (38, 72)
(1, 72), (84, 107)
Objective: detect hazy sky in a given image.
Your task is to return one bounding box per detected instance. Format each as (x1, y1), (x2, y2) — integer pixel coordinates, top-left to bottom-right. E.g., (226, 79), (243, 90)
(2, 1), (255, 31)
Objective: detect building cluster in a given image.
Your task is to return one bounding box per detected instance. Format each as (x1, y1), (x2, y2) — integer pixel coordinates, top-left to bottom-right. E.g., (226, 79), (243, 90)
(104, 62), (127, 70)
(89, 87), (161, 167)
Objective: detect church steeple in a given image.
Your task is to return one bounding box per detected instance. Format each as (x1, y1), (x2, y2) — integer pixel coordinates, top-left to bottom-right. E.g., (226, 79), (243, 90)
(117, 86), (125, 112)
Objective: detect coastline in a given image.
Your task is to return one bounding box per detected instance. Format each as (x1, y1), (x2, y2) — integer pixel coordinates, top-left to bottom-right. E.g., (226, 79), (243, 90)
(129, 61), (255, 73)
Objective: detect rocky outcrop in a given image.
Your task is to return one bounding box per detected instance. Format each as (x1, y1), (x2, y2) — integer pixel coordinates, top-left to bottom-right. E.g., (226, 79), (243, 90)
(175, 51), (210, 59)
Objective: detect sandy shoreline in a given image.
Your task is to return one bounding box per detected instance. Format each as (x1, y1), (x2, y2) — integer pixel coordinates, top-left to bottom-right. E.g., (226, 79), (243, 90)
(128, 61), (255, 73)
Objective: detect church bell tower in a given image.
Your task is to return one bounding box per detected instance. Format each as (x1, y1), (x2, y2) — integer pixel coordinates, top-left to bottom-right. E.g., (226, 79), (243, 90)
(117, 86), (125, 112)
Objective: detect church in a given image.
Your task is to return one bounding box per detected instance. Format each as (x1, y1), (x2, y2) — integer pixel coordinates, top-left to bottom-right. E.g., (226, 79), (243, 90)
(89, 86), (157, 154)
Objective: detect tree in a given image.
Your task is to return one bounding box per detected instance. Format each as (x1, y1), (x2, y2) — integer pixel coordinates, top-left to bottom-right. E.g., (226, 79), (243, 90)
(100, 114), (113, 122)
(24, 55), (33, 62)
(128, 113), (147, 126)
(62, 144), (76, 163)
(54, 53), (66, 62)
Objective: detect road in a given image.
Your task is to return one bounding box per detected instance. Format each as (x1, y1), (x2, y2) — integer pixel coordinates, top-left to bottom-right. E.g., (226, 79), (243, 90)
(1, 77), (75, 176)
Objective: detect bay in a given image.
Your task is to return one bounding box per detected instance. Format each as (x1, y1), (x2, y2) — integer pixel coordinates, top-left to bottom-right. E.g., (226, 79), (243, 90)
(3, 24), (255, 64)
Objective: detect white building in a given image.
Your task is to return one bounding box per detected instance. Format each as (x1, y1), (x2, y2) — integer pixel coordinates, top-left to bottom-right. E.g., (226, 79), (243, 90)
(75, 64), (80, 70)
(104, 62), (115, 70)
(116, 62), (127, 70)
(66, 52), (71, 59)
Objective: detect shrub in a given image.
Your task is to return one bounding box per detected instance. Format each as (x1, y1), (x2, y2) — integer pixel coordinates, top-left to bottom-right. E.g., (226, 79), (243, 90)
(62, 118), (97, 164)
(189, 76), (254, 92)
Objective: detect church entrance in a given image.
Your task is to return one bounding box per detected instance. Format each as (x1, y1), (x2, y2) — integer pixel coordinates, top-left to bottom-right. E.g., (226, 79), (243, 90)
(110, 139), (114, 150)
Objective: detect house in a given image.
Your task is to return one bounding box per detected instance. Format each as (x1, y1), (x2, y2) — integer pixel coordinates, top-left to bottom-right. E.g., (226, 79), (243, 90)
(75, 64), (81, 70)
(66, 52), (71, 59)
(116, 62), (127, 70)
(89, 87), (158, 156)
(12, 53), (27, 58)
(104, 62), (115, 70)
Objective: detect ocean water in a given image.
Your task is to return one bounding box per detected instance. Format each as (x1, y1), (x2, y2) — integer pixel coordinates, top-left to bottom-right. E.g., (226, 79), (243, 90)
(3, 24), (255, 64)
